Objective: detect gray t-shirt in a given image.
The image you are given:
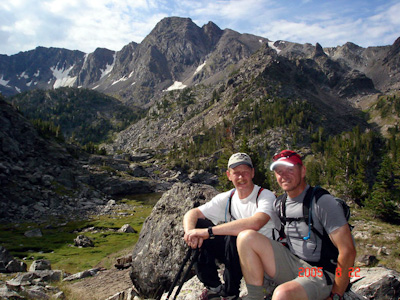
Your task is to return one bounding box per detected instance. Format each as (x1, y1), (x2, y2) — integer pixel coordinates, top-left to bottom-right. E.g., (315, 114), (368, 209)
(274, 185), (347, 262)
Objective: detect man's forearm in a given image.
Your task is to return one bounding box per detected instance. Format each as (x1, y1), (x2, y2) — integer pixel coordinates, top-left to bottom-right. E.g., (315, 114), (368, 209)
(331, 251), (356, 295)
(212, 213), (269, 236)
(183, 208), (203, 232)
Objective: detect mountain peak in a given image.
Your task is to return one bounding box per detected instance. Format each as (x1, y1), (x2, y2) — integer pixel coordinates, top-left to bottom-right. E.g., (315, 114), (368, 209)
(153, 17), (197, 32)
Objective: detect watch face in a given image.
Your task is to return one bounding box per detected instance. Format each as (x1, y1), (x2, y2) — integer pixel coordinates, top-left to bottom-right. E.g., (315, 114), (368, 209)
(332, 294), (340, 300)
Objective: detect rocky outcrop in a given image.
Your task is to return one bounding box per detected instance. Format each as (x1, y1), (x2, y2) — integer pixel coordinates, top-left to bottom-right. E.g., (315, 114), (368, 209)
(129, 182), (218, 298)
(0, 246), (27, 273)
(0, 256), (66, 300)
(351, 267), (400, 299)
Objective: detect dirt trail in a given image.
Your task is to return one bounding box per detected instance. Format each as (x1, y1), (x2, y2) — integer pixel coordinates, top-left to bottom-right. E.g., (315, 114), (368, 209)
(65, 268), (133, 300)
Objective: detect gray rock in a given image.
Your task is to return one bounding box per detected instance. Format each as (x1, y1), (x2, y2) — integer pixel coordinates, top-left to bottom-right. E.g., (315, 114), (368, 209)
(6, 259), (27, 273)
(0, 246), (14, 266)
(0, 286), (22, 299)
(188, 169), (218, 185)
(29, 259), (52, 271)
(62, 268), (102, 281)
(118, 224), (137, 233)
(6, 270), (63, 288)
(351, 267), (400, 299)
(129, 182), (218, 298)
(23, 285), (50, 300)
(115, 254), (133, 270)
(74, 235), (94, 247)
(129, 164), (149, 177)
(0, 246), (27, 273)
(356, 254), (379, 267)
(24, 228), (43, 237)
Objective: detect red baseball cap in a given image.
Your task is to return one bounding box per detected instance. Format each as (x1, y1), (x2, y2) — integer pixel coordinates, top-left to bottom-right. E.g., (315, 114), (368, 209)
(270, 150), (303, 171)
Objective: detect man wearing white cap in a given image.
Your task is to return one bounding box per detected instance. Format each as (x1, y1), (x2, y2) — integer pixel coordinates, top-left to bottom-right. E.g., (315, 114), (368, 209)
(237, 150), (356, 300)
(183, 153), (279, 300)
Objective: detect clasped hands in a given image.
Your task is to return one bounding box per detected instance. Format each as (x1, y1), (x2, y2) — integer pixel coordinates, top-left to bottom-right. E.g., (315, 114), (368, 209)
(184, 228), (209, 249)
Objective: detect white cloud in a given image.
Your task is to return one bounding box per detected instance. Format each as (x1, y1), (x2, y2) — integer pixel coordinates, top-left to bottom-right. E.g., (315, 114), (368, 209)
(0, 0), (399, 55)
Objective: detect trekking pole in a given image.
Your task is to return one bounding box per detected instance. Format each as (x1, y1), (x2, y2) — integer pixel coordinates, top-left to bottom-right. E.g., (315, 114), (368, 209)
(172, 248), (200, 300)
(166, 247), (194, 300)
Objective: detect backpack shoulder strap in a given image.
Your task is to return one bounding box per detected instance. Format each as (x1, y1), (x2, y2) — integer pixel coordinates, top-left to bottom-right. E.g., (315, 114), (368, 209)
(308, 186), (330, 239)
(276, 193), (288, 223)
(225, 188), (236, 223)
(304, 186), (330, 223)
(255, 187), (264, 208)
(313, 186), (330, 203)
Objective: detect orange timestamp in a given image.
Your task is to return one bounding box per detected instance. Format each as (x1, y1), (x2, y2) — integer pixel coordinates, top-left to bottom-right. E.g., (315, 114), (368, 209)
(298, 267), (361, 278)
(335, 267), (361, 278)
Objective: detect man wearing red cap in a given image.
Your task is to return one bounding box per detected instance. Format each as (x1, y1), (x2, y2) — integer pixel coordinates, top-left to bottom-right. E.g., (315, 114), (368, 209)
(237, 150), (356, 300)
(183, 153), (280, 300)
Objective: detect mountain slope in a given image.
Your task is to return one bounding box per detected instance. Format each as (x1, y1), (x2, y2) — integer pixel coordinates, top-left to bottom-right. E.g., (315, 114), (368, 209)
(105, 41), (374, 155)
(9, 87), (144, 145)
(1, 16), (400, 154)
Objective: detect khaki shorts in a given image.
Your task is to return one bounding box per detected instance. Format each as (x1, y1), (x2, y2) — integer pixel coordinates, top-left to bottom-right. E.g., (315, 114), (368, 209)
(265, 240), (334, 300)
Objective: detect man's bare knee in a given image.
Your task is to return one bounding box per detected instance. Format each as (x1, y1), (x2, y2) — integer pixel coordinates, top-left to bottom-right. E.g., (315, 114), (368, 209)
(272, 282), (308, 300)
(238, 229), (257, 241)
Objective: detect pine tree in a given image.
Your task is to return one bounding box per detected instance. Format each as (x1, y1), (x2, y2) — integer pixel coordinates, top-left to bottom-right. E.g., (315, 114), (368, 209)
(365, 155), (400, 223)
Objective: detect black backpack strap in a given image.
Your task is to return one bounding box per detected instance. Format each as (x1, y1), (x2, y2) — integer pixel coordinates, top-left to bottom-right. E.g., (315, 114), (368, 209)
(255, 187), (264, 208)
(225, 189), (236, 223)
(308, 186), (330, 239)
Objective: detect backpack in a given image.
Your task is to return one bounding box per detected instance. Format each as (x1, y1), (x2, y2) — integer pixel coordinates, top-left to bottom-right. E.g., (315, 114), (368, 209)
(225, 187), (264, 222)
(276, 186), (352, 274)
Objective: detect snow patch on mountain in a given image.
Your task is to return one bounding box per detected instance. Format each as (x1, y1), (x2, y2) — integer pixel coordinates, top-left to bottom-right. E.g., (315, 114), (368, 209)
(166, 81), (187, 91)
(0, 75), (10, 88)
(100, 54), (116, 79)
(111, 75), (129, 86)
(19, 72), (29, 79)
(50, 65), (77, 88)
(268, 41), (281, 54)
(194, 61), (206, 75)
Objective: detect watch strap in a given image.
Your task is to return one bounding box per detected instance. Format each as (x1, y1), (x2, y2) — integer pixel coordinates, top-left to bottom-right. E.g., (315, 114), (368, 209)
(208, 226), (215, 239)
(330, 292), (343, 300)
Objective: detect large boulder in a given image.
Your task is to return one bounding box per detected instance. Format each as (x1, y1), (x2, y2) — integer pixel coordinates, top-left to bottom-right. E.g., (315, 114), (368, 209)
(129, 182), (218, 298)
(0, 246), (27, 273)
(351, 267), (400, 299)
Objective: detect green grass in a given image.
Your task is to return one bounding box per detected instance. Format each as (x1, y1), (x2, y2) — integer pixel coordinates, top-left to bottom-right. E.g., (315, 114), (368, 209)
(0, 193), (161, 274)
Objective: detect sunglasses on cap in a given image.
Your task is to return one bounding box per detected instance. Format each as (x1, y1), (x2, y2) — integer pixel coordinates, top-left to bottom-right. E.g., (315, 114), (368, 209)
(272, 150), (299, 161)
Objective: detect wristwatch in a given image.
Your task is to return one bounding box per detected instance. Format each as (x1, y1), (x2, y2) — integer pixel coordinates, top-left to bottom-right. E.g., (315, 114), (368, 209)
(330, 293), (343, 300)
(208, 227), (215, 239)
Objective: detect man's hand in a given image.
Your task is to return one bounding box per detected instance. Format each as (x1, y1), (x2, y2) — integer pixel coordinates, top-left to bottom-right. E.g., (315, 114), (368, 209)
(184, 228), (209, 249)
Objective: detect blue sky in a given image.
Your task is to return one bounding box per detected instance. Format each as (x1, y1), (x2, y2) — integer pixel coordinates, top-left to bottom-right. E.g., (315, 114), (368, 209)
(1, 0), (399, 56)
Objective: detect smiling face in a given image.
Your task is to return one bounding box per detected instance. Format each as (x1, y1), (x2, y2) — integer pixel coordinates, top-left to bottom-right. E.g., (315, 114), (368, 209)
(226, 164), (255, 197)
(274, 164), (307, 198)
